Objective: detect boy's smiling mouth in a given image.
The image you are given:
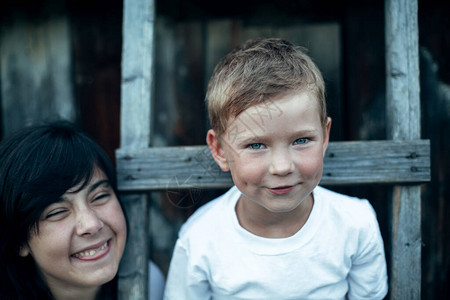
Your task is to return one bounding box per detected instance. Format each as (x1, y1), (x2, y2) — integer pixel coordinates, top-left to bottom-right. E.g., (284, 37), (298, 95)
(268, 185), (295, 195)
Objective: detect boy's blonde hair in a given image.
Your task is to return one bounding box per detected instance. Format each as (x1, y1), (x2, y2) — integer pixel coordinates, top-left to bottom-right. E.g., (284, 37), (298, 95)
(206, 38), (327, 137)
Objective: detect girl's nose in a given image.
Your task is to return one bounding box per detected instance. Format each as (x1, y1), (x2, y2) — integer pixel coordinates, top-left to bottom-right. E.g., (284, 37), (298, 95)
(76, 208), (104, 236)
(268, 149), (295, 176)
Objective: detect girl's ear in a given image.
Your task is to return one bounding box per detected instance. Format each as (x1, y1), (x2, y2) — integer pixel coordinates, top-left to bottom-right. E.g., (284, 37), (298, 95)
(19, 245), (30, 257)
(206, 129), (230, 172)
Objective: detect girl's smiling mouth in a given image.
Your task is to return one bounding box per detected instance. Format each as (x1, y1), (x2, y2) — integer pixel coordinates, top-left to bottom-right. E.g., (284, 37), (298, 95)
(71, 239), (111, 261)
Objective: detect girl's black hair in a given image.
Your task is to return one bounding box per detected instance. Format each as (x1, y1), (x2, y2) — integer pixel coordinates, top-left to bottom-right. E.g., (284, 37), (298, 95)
(0, 121), (122, 300)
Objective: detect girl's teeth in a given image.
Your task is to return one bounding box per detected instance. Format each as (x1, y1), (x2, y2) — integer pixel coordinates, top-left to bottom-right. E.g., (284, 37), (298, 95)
(73, 242), (107, 258)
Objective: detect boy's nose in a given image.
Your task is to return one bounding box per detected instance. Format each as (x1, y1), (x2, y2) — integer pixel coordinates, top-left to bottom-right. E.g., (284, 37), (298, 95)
(269, 149), (295, 176)
(76, 208), (104, 236)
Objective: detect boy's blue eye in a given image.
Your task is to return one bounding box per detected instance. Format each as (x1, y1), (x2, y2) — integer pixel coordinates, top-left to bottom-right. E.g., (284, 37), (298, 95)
(294, 138), (308, 145)
(249, 143), (265, 150)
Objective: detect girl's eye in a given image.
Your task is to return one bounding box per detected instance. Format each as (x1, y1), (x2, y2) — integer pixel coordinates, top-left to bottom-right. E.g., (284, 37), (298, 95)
(294, 138), (308, 145)
(45, 209), (68, 220)
(92, 193), (110, 204)
(249, 143), (265, 150)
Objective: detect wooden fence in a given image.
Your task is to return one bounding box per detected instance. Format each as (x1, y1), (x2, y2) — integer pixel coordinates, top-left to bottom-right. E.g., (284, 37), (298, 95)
(117, 0), (429, 299)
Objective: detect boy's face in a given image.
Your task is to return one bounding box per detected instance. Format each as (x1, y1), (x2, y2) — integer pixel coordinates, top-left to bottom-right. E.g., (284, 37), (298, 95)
(207, 92), (331, 214)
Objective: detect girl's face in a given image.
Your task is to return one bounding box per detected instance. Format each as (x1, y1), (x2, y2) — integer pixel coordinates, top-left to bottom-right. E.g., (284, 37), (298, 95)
(20, 167), (127, 298)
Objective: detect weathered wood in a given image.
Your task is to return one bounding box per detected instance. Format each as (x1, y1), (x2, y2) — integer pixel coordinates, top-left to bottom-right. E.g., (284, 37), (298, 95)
(118, 0), (155, 299)
(116, 140), (430, 191)
(0, 16), (75, 136)
(390, 185), (421, 298)
(120, 0), (154, 149)
(385, 0), (421, 299)
(117, 193), (150, 299)
(385, 0), (420, 141)
(153, 18), (177, 146)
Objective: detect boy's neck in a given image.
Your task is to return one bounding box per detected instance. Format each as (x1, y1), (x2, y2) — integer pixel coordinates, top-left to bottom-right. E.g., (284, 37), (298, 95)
(235, 194), (314, 239)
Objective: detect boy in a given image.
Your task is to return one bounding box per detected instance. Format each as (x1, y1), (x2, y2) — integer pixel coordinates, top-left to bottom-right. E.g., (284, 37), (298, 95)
(164, 38), (388, 299)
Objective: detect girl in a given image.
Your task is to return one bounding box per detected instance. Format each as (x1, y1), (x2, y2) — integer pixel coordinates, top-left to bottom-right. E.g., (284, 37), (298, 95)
(0, 121), (127, 300)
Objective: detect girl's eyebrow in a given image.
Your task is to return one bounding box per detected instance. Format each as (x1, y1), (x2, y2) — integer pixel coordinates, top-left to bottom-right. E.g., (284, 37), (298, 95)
(88, 179), (110, 194)
(60, 180), (110, 202)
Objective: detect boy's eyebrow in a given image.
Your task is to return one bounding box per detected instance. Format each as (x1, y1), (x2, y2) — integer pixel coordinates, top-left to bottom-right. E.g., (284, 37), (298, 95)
(238, 128), (319, 142)
(291, 128), (319, 135)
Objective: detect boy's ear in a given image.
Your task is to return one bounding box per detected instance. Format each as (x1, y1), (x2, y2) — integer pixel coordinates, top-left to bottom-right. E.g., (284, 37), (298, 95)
(19, 245), (30, 257)
(322, 117), (332, 157)
(206, 129), (230, 172)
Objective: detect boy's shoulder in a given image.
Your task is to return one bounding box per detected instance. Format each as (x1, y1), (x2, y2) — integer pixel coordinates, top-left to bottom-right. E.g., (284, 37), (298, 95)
(314, 186), (378, 228)
(178, 186), (239, 239)
(315, 185), (372, 205)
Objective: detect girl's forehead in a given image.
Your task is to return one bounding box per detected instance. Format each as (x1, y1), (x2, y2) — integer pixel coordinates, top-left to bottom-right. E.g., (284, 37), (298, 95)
(65, 167), (108, 194)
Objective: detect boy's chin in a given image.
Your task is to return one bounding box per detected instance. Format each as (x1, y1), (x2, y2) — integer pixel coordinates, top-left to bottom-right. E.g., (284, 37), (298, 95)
(262, 204), (302, 214)
(251, 197), (305, 214)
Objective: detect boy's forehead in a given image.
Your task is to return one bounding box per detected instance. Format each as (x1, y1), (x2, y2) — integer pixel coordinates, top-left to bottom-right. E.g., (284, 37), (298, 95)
(222, 91), (322, 137)
(226, 90), (319, 122)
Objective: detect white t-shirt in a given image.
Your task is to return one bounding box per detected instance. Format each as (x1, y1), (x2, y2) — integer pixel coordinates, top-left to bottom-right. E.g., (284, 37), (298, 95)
(164, 186), (388, 300)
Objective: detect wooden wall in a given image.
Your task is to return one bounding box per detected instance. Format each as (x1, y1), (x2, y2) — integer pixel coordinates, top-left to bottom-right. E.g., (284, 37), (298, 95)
(68, 0), (122, 162)
(0, 0), (448, 298)
(418, 1), (450, 297)
(0, 0), (76, 137)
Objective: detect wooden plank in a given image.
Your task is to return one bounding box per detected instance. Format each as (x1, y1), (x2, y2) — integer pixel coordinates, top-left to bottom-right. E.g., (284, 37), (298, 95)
(390, 184), (421, 298)
(117, 193), (150, 299)
(120, 0), (154, 148)
(118, 0), (155, 299)
(385, 1), (420, 141)
(385, 0), (421, 299)
(116, 140), (430, 191)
